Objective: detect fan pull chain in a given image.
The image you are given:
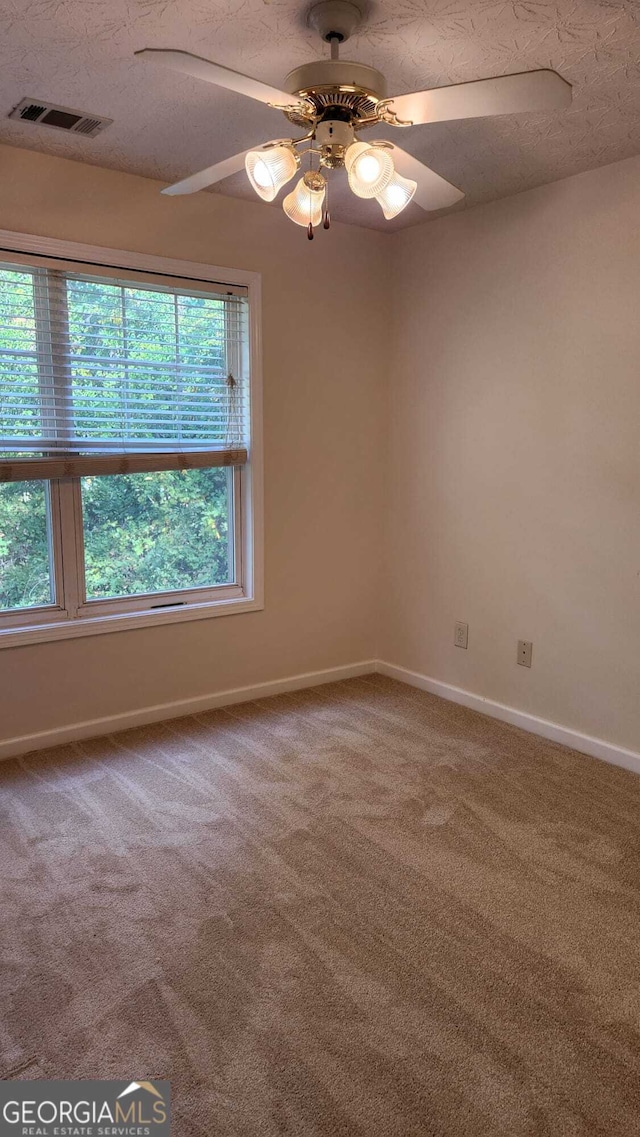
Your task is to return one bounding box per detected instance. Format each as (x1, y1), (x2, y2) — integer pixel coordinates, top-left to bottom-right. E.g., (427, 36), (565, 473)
(323, 178), (331, 229)
(308, 131), (316, 238)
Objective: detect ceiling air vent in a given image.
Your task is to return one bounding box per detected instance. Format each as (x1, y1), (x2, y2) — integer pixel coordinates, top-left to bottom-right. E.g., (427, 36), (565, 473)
(8, 99), (112, 138)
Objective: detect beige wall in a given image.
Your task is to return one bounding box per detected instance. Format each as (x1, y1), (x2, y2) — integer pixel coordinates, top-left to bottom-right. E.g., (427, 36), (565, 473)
(2, 143), (639, 755)
(384, 155), (640, 754)
(0, 145), (389, 741)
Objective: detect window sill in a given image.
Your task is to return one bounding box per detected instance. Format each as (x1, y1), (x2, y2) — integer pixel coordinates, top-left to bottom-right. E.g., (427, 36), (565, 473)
(0, 593), (263, 649)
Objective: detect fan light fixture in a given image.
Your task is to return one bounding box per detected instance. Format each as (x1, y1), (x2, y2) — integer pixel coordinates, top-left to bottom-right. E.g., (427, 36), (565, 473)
(345, 141), (394, 199)
(245, 143), (299, 201)
(283, 171), (326, 231)
(250, 137), (411, 233)
(376, 171), (418, 219)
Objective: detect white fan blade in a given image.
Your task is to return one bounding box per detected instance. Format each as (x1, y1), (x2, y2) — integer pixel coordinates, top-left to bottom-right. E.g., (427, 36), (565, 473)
(162, 148), (253, 196)
(136, 48), (303, 109)
(386, 69), (572, 126)
(388, 146), (464, 212)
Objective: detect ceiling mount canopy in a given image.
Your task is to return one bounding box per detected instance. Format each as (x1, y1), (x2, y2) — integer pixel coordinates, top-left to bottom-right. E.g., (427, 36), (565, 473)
(308, 0), (363, 44)
(136, 0), (572, 238)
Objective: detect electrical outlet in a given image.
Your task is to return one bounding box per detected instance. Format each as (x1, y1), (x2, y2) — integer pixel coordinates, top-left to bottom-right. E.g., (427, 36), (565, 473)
(517, 640), (532, 668)
(454, 621), (468, 649)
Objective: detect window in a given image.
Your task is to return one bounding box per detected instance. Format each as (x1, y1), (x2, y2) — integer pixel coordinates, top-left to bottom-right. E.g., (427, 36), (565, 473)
(0, 237), (262, 646)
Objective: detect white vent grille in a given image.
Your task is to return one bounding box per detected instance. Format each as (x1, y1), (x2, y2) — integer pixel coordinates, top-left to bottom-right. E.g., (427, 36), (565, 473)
(9, 99), (112, 138)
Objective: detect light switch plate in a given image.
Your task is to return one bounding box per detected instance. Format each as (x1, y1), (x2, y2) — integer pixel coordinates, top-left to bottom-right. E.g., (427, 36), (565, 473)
(518, 640), (533, 667)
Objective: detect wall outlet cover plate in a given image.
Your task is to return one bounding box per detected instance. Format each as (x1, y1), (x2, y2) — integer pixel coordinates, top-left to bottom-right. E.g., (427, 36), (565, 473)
(455, 621), (468, 649)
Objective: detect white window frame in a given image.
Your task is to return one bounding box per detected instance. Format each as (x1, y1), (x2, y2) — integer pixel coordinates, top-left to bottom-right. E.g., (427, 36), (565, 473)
(0, 230), (264, 649)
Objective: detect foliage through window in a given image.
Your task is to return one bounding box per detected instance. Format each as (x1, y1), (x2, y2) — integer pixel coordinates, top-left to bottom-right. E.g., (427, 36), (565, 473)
(0, 251), (254, 636)
(81, 468), (233, 601)
(0, 480), (53, 610)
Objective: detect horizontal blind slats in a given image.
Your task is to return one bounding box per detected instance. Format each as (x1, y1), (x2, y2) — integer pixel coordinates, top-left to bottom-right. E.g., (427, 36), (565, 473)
(0, 259), (250, 471)
(0, 440), (242, 453)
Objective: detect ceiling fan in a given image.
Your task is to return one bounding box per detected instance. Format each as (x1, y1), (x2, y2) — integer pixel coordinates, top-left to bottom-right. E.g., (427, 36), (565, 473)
(136, 0), (572, 238)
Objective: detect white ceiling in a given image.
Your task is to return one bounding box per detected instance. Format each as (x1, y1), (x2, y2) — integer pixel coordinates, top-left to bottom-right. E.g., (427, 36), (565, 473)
(1, 0), (640, 230)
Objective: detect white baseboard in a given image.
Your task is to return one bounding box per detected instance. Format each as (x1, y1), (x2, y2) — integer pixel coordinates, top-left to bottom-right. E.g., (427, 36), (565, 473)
(377, 660), (640, 777)
(0, 660), (377, 761)
(4, 656), (638, 778)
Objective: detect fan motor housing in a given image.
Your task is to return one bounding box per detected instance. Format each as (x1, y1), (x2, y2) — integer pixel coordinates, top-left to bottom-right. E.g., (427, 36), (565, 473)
(283, 59), (387, 120)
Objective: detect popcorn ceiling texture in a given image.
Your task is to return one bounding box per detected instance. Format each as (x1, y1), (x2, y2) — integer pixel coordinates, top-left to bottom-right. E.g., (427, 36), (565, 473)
(1, 0), (639, 229)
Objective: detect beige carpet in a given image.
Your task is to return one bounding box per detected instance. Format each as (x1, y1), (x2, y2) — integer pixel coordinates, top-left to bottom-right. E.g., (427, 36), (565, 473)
(2, 674), (640, 1135)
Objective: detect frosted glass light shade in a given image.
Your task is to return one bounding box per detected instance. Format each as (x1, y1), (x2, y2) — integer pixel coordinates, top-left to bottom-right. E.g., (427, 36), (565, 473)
(245, 145), (299, 202)
(375, 172), (417, 219)
(282, 174), (326, 227)
(345, 141), (394, 199)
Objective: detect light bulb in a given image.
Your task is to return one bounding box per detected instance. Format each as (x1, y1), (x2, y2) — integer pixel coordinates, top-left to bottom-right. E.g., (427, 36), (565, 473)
(344, 141), (366, 172)
(357, 154), (383, 185)
(251, 160), (272, 189)
(282, 173), (326, 227)
(375, 171), (417, 219)
(345, 141), (394, 199)
(245, 144), (299, 202)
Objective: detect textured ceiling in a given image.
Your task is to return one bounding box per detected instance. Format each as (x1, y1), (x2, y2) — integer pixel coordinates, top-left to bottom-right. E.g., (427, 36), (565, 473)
(1, 0), (640, 230)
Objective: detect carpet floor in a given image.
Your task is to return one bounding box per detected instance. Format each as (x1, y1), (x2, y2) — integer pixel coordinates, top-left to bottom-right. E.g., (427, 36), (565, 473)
(2, 675), (640, 1135)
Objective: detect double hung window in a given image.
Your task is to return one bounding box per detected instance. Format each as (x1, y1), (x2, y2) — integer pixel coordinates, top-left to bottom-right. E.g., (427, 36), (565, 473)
(0, 240), (260, 645)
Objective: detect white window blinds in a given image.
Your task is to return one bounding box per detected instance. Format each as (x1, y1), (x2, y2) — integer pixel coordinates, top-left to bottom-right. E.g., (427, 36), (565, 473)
(0, 257), (249, 482)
